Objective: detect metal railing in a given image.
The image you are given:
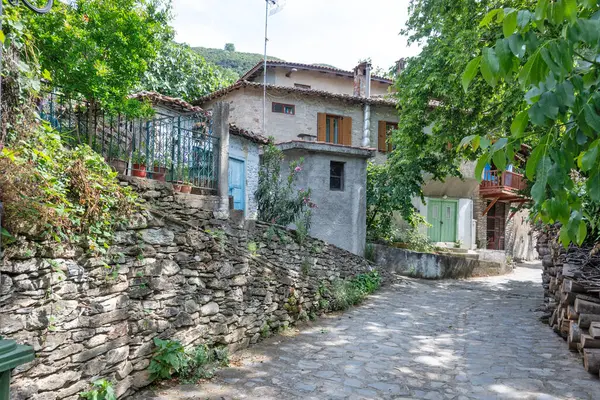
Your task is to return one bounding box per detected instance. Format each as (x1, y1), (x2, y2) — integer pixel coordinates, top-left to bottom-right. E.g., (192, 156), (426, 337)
(481, 170), (526, 191)
(38, 92), (219, 191)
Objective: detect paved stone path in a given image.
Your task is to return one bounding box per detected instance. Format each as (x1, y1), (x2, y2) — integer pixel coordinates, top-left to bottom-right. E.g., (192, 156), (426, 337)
(133, 264), (600, 399)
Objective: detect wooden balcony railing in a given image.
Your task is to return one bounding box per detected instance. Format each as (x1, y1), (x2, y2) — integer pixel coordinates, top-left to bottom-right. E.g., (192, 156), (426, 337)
(481, 170), (527, 191)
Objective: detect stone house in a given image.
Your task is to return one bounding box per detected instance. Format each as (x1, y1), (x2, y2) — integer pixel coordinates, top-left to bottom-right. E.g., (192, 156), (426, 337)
(195, 61), (398, 255)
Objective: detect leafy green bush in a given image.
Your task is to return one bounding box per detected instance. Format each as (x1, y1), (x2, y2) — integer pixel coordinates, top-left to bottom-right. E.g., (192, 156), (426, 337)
(149, 338), (188, 380)
(0, 126), (137, 253)
(180, 345), (214, 383)
(393, 225), (434, 253)
(79, 379), (116, 400)
(330, 271), (381, 311)
(149, 338), (229, 383)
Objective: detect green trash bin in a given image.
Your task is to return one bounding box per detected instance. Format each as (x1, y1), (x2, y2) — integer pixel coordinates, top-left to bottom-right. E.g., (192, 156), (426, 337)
(0, 338), (34, 400)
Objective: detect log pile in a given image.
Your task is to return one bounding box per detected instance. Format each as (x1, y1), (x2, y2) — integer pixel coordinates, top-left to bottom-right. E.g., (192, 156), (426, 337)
(539, 230), (600, 377)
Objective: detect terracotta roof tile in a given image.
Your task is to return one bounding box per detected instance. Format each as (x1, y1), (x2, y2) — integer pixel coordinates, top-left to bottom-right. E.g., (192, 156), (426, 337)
(229, 124), (269, 145)
(240, 60), (394, 84)
(194, 80), (397, 107)
(130, 91), (206, 114)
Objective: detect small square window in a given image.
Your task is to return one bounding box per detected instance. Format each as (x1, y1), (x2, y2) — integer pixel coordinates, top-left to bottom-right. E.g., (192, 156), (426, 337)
(330, 161), (344, 191)
(272, 102), (295, 115)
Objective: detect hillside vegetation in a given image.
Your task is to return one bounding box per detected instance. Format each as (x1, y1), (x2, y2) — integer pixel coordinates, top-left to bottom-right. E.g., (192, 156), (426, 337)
(193, 46), (283, 77)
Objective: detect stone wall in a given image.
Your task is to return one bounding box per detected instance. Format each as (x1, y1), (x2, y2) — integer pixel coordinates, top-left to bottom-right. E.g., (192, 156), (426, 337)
(371, 244), (511, 279)
(505, 208), (538, 261)
(0, 177), (378, 399)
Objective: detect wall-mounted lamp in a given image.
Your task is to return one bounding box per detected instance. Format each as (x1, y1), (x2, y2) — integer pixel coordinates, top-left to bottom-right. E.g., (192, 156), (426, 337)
(285, 68), (298, 77)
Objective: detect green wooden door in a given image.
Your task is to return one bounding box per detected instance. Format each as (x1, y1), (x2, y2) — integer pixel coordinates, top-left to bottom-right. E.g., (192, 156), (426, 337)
(427, 200), (457, 242)
(427, 200), (442, 242)
(440, 201), (457, 242)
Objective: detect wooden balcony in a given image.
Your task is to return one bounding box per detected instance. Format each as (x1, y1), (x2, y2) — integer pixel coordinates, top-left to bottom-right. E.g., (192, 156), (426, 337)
(480, 170), (527, 202)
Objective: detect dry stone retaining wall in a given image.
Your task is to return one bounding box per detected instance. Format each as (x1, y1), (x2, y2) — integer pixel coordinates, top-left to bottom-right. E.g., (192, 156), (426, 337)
(0, 177), (378, 399)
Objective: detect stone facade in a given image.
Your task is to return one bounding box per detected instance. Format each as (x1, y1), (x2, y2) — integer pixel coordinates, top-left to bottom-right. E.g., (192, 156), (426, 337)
(505, 208), (538, 261)
(277, 142), (374, 256)
(254, 66), (392, 97)
(0, 177), (379, 399)
(201, 86), (399, 149)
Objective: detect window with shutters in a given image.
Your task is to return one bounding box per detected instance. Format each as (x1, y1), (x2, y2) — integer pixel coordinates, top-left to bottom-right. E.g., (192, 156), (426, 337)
(272, 102), (295, 115)
(330, 161), (344, 191)
(378, 121), (398, 152)
(317, 113), (352, 145)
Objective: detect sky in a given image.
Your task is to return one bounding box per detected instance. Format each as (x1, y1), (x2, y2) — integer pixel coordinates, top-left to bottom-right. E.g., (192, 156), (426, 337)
(171, 0), (420, 72)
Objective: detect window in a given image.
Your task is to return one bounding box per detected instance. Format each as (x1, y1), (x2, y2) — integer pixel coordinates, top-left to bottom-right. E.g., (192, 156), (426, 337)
(326, 115), (342, 144)
(330, 161), (345, 191)
(317, 113), (352, 145)
(272, 102), (295, 115)
(378, 121), (398, 152)
(294, 83), (311, 89)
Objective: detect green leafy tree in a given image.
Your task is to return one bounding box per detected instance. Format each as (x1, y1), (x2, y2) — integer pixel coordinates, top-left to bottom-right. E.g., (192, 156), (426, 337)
(31, 0), (172, 113)
(387, 0), (535, 223)
(224, 42), (235, 52)
(463, 0), (600, 246)
(366, 162), (424, 241)
(141, 41), (236, 102)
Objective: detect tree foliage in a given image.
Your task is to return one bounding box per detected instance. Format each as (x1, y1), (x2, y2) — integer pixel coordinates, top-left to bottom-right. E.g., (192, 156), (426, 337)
(366, 162), (423, 241)
(193, 46), (283, 77)
(31, 0), (172, 112)
(388, 0), (536, 222)
(224, 43), (235, 52)
(141, 41), (236, 102)
(463, 0), (600, 246)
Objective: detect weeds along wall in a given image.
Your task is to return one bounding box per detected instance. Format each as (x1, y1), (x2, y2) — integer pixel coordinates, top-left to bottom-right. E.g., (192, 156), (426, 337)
(0, 176), (379, 399)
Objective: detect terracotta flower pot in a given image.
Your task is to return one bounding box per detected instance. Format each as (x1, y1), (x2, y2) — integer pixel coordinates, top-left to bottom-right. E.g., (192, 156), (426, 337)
(109, 159), (127, 175)
(132, 164), (146, 178)
(152, 166), (168, 182)
(180, 184), (192, 194)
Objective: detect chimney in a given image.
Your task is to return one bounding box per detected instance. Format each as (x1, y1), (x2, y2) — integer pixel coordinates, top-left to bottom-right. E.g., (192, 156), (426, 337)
(353, 61), (371, 97)
(395, 58), (406, 75)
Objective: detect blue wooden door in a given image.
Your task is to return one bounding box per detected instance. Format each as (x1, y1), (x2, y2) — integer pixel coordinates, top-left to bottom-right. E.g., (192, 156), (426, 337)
(228, 158), (245, 213)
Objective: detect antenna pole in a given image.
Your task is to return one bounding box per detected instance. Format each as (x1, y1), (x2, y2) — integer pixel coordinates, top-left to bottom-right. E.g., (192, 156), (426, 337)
(263, 0), (269, 136)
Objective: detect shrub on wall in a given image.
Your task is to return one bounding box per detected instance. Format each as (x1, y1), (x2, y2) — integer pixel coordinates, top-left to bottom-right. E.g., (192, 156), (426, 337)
(0, 124), (137, 253)
(255, 141), (316, 235)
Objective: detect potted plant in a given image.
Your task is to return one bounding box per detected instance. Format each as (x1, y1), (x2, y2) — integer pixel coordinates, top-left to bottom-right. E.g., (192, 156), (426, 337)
(152, 158), (168, 182)
(108, 143), (127, 175)
(180, 178), (193, 194)
(172, 165), (192, 193)
(132, 151), (147, 178)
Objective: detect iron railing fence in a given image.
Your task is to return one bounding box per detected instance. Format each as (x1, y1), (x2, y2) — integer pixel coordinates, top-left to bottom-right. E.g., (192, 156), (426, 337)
(38, 91), (219, 191)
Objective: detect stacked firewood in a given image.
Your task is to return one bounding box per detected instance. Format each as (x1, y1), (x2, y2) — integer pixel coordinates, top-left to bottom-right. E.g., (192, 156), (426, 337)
(539, 231), (600, 376)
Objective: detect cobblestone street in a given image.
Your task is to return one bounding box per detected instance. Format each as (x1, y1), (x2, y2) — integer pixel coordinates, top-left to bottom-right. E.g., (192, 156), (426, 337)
(134, 264), (600, 400)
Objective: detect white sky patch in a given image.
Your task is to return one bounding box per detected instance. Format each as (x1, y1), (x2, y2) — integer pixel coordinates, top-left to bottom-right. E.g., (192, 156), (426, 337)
(172, 0), (421, 71)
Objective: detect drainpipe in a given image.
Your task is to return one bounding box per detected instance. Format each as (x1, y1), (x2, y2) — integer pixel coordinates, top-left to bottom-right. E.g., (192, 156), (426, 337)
(362, 62), (372, 147)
